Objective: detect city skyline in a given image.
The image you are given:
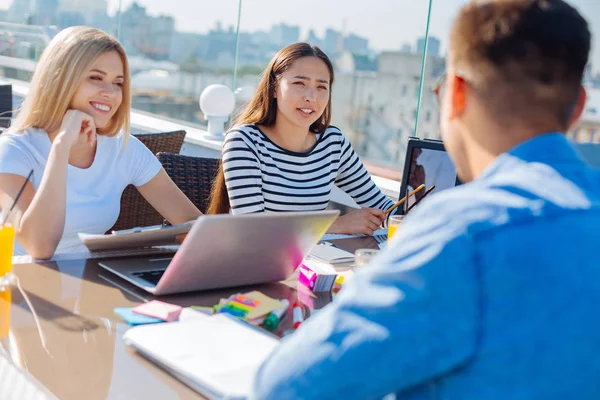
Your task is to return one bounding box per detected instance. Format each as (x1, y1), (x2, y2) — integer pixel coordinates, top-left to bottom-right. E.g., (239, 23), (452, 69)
(110, 0), (600, 67)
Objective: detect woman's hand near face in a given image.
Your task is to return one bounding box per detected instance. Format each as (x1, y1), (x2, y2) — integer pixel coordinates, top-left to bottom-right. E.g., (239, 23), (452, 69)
(55, 110), (96, 150)
(328, 207), (385, 236)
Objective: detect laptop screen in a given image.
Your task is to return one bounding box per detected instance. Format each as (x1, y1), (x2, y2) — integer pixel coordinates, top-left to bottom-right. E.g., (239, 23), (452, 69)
(398, 138), (460, 213)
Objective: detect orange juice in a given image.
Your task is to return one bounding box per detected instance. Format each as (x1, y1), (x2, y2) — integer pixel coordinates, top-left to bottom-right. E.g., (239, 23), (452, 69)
(388, 224), (399, 239)
(0, 224), (15, 277)
(387, 215), (404, 240)
(0, 286), (9, 338)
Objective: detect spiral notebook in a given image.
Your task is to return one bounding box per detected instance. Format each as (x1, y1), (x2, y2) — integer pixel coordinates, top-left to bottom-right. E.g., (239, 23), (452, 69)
(308, 243), (355, 265)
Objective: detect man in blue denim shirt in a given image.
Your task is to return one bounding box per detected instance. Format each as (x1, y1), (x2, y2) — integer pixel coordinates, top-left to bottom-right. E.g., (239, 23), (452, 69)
(250, 0), (600, 399)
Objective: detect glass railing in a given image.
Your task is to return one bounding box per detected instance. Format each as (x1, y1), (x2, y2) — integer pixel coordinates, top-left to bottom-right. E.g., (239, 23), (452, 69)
(0, 0), (598, 171)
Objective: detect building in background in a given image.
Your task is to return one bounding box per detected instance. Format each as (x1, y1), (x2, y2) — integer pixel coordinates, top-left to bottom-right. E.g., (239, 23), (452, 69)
(57, 11), (85, 28)
(343, 33), (369, 54)
(270, 23), (299, 48)
(8, 0), (58, 25)
(305, 29), (322, 47)
(323, 28), (343, 56)
(417, 36), (440, 57)
(119, 2), (174, 60)
(333, 50), (444, 168)
(31, 0), (58, 25)
(58, 0), (106, 24)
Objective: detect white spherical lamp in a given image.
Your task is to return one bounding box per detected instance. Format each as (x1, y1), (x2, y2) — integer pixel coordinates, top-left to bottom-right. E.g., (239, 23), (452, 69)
(199, 84), (236, 140)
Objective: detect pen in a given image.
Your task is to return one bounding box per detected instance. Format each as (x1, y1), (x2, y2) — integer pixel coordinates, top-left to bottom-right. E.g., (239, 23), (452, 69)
(112, 224), (162, 235)
(292, 302), (304, 329)
(385, 184), (425, 216)
(406, 185), (436, 213)
(263, 299), (290, 331)
(111, 220), (195, 235)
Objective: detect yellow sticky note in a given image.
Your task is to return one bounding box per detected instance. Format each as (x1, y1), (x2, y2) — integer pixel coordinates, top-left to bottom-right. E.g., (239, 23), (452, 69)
(243, 291), (285, 320)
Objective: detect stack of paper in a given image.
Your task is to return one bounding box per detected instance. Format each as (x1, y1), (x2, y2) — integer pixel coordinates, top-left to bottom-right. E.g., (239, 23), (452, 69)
(298, 259), (337, 292)
(123, 314), (279, 399)
(308, 244), (355, 265)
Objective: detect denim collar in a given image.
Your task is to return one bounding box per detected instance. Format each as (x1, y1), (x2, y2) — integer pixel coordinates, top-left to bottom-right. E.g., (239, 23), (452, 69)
(477, 132), (583, 182)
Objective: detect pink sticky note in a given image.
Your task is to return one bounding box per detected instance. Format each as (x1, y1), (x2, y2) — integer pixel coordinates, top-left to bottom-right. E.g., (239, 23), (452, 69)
(131, 300), (182, 322)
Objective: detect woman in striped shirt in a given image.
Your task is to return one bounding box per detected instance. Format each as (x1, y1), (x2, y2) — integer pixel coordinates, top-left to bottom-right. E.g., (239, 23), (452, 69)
(208, 42), (398, 235)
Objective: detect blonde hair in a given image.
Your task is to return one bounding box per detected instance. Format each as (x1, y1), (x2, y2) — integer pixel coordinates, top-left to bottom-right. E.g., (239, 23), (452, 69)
(10, 26), (131, 138)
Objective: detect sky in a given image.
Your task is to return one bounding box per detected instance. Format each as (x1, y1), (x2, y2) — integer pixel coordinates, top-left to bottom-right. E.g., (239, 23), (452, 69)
(0, 0), (598, 68)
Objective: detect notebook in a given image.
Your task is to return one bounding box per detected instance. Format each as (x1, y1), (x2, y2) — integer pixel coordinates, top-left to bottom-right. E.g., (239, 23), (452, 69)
(123, 314), (279, 399)
(308, 243), (354, 265)
(78, 220), (195, 251)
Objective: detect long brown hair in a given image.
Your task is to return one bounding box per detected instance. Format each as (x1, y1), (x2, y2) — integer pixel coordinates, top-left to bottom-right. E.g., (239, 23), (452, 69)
(207, 42), (335, 214)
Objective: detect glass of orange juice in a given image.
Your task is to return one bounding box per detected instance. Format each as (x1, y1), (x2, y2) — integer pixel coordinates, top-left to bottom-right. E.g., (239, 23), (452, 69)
(387, 215), (405, 241)
(0, 286), (10, 339)
(0, 223), (15, 278)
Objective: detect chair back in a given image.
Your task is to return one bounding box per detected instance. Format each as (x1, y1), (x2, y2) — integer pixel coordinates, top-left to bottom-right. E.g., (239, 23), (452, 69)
(0, 84), (12, 130)
(134, 130), (186, 154)
(157, 153), (221, 214)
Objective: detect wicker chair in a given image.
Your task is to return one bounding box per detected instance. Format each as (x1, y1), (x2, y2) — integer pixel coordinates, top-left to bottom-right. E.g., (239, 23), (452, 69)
(0, 84), (12, 131)
(110, 130), (187, 232)
(156, 152), (221, 214)
(134, 130), (186, 154)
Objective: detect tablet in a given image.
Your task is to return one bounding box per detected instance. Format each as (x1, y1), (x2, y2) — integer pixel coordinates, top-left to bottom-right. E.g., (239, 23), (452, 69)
(398, 137), (461, 213)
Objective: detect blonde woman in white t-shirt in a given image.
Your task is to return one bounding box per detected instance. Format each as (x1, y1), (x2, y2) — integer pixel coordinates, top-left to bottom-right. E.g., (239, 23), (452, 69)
(0, 27), (201, 259)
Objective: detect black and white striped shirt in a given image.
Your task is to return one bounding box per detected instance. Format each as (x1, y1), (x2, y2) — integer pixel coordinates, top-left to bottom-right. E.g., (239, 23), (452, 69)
(222, 124), (397, 217)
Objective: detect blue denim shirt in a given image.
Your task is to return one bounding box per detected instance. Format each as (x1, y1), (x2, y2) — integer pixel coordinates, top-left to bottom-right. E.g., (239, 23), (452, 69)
(251, 133), (600, 400)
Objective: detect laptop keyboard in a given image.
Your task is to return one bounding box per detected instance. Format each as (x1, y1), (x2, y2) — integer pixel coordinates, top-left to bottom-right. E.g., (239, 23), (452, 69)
(90, 246), (178, 259)
(132, 269), (167, 285)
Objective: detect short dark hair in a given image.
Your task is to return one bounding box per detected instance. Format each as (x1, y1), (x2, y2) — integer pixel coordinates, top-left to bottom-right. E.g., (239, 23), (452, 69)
(450, 0), (591, 127)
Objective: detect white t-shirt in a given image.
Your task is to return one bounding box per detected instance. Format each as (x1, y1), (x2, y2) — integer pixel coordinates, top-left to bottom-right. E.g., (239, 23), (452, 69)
(0, 128), (162, 256)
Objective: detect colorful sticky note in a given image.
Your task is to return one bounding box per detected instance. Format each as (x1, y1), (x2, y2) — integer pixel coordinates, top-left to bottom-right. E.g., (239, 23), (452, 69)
(220, 307), (246, 318)
(114, 307), (164, 326)
(131, 300), (182, 322)
(243, 291), (285, 320)
(234, 295), (260, 307)
(228, 300), (254, 313)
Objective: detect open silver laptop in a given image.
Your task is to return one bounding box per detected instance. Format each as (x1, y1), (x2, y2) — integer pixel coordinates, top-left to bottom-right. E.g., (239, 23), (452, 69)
(98, 210), (339, 295)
